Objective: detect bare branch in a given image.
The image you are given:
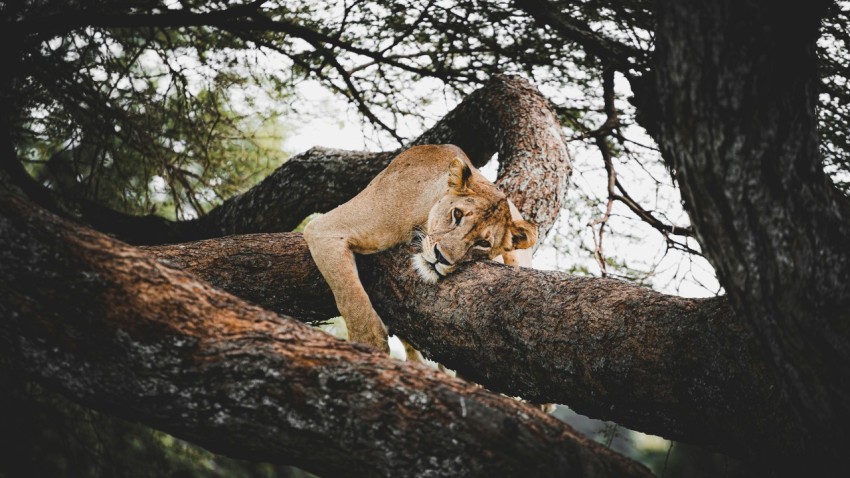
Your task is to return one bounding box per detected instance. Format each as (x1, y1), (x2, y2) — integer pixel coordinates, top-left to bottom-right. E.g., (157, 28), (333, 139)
(16, 5), (457, 82)
(566, 67), (693, 240)
(588, 68), (619, 275)
(296, 38), (406, 144)
(611, 183), (694, 237)
(513, 0), (644, 73)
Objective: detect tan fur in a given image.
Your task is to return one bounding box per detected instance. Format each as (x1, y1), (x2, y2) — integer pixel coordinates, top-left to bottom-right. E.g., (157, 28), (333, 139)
(304, 144), (537, 352)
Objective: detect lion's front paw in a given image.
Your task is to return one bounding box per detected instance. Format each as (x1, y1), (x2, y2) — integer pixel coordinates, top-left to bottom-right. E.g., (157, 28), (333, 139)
(347, 313), (390, 354)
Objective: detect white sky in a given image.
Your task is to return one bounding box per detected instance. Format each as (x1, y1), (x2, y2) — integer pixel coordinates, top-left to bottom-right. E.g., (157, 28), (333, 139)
(283, 82), (378, 152)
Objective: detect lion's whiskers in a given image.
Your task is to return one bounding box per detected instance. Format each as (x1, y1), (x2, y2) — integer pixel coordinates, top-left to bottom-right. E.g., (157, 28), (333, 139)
(410, 225), (427, 250)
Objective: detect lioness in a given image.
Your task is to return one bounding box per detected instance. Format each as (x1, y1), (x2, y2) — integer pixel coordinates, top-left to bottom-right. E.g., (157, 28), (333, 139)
(304, 144), (537, 354)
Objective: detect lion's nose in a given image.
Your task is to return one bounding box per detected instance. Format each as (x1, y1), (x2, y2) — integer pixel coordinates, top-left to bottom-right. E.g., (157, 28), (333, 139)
(434, 245), (451, 265)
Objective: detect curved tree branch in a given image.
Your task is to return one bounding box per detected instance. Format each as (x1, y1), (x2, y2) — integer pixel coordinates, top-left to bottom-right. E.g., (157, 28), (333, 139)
(13, 75), (569, 245)
(193, 75), (568, 243)
(410, 75), (571, 239)
(0, 193), (649, 478)
(143, 231), (797, 466)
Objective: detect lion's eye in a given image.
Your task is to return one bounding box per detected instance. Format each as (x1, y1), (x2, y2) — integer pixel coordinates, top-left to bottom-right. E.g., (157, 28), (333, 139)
(452, 208), (463, 225)
(475, 239), (491, 248)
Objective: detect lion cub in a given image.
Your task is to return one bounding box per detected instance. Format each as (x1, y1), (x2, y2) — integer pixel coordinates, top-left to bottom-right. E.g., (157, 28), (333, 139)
(304, 144), (537, 354)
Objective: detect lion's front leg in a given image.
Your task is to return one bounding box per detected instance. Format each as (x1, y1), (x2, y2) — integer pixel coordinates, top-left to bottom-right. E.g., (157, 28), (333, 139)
(304, 224), (390, 353)
(344, 304), (389, 353)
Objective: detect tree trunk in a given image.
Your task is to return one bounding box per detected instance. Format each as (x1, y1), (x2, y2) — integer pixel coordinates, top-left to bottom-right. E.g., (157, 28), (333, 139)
(654, 0), (850, 470)
(0, 193), (649, 478)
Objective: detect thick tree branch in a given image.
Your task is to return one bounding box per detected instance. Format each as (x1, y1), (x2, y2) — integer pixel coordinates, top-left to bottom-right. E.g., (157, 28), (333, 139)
(144, 231), (798, 466)
(193, 147), (396, 238)
(0, 193), (649, 478)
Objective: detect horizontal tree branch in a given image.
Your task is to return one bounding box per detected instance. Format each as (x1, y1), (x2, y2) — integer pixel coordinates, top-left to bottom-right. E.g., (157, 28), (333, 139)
(0, 193), (649, 478)
(144, 231), (798, 466)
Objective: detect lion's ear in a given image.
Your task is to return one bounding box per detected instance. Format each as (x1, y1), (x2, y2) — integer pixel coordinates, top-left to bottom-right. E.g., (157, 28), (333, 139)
(447, 157), (471, 193)
(510, 219), (538, 250)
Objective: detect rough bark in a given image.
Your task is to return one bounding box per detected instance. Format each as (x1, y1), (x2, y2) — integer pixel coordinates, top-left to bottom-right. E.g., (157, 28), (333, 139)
(654, 0), (850, 470)
(144, 231), (793, 465)
(0, 193), (650, 478)
(63, 75), (569, 246)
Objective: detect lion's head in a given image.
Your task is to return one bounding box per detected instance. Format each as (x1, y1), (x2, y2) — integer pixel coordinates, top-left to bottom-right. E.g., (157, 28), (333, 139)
(412, 157), (538, 283)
